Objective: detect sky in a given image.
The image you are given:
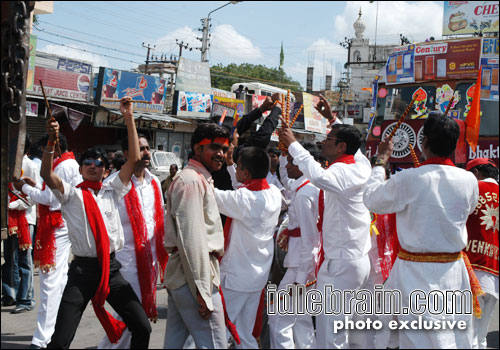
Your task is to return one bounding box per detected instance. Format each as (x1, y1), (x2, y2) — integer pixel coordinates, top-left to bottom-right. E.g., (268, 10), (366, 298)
(33, 1), (445, 91)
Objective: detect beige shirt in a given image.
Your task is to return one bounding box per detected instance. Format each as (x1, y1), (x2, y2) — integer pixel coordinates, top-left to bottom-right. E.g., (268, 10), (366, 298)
(164, 159), (224, 311)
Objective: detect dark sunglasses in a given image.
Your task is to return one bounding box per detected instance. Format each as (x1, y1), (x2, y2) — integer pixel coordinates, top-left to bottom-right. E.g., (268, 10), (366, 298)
(83, 159), (105, 167)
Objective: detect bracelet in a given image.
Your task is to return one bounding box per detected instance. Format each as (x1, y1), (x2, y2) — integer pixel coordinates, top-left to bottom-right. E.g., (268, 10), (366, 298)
(374, 158), (386, 167)
(44, 149), (54, 154)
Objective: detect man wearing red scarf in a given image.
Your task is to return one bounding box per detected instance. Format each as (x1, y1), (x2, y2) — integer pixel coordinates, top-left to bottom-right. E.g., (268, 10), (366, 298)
(214, 146), (281, 349)
(364, 113), (480, 349)
(99, 133), (168, 349)
(279, 113), (372, 348)
(42, 97), (151, 349)
(465, 158), (499, 349)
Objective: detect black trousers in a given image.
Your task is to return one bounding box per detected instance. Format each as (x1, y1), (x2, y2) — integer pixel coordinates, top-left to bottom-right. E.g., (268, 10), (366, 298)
(47, 253), (151, 349)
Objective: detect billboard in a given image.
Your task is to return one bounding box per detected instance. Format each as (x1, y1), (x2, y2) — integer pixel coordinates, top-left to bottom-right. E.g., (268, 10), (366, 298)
(443, 1), (499, 36)
(303, 92), (328, 134)
(386, 45), (415, 85)
(176, 91), (212, 118)
(212, 96), (245, 119)
(27, 34), (37, 90)
(480, 37), (499, 100)
(96, 67), (166, 113)
(175, 57), (212, 94)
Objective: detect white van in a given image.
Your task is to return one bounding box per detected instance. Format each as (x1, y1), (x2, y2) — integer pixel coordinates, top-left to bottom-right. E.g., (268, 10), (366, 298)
(149, 150), (182, 182)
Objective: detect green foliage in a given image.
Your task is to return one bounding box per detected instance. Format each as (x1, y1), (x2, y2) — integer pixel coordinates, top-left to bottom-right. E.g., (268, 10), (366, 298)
(210, 63), (303, 93)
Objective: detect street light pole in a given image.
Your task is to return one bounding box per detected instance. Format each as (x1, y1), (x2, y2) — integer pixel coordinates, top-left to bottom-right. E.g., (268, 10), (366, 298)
(200, 1), (241, 62)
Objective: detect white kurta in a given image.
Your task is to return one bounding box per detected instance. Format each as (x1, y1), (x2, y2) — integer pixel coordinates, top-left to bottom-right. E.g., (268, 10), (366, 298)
(99, 169), (164, 349)
(363, 164), (479, 349)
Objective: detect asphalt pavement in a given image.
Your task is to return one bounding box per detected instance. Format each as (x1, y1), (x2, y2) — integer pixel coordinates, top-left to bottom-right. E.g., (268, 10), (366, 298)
(1, 266), (499, 349)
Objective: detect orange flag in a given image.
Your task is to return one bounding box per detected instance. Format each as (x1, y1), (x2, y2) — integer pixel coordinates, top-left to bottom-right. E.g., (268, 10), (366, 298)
(465, 67), (482, 152)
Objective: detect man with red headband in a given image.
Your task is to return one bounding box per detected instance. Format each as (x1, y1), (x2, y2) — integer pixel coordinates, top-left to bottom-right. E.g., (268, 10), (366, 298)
(464, 158), (499, 349)
(164, 123), (231, 349)
(363, 113), (479, 348)
(41, 97), (151, 349)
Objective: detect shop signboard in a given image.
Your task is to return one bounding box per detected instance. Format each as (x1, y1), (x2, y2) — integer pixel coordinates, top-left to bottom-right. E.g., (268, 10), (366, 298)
(96, 67), (166, 113)
(386, 45), (415, 85)
(32, 66), (91, 102)
(443, 1), (499, 36)
(176, 91), (212, 118)
(175, 57), (212, 94)
(480, 37), (499, 100)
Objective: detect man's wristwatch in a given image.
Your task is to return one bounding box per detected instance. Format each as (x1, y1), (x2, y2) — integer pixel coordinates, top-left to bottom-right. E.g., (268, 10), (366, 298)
(374, 158), (386, 167)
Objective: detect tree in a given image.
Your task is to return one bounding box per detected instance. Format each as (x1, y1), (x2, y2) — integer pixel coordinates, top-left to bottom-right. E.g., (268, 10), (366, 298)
(210, 63), (303, 93)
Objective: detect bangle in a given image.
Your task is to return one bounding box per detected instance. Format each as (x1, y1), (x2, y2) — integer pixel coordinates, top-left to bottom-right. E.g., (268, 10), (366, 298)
(374, 158), (386, 167)
(44, 149), (54, 154)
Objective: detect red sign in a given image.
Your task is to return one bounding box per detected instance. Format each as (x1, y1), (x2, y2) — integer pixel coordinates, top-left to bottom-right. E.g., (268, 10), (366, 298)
(32, 66), (90, 101)
(414, 38), (481, 82)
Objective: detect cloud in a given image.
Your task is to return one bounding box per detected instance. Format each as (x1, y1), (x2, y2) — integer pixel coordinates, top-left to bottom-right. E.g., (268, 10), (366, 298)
(154, 26), (200, 57)
(210, 24), (263, 61)
(39, 44), (110, 69)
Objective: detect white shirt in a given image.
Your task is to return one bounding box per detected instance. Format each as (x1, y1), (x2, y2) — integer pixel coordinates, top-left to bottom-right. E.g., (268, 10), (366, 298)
(215, 183), (282, 292)
(9, 155), (41, 225)
(51, 174), (131, 257)
(283, 175), (320, 285)
(22, 156), (82, 211)
(105, 169), (164, 270)
(288, 142), (372, 260)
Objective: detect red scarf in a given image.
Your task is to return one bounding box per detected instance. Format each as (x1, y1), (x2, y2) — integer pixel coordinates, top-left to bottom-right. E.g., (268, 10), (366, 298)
(221, 178), (270, 344)
(8, 183), (31, 250)
(76, 180), (126, 343)
(316, 154), (356, 276)
(123, 179), (168, 321)
(35, 151), (75, 272)
(420, 157), (455, 167)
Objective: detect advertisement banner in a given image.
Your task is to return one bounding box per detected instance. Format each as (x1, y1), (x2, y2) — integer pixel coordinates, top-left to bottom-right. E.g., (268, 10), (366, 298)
(252, 95), (271, 117)
(480, 37), (499, 100)
(97, 68), (166, 113)
(211, 103), (236, 121)
(213, 96), (245, 119)
(176, 91), (212, 118)
(32, 66), (91, 102)
(443, 1), (499, 36)
(386, 45), (415, 85)
(27, 34), (37, 90)
(303, 92), (328, 134)
(175, 57), (212, 94)
(26, 101), (38, 117)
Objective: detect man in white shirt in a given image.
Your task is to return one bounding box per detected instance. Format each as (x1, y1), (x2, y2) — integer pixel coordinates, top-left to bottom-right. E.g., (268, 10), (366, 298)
(42, 97), (151, 349)
(278, 94), (373, 348)
(464, 158), (499, 349)
(363, 113), (479, 348)
(4, 137), (41, 313)
(16, 132), (81, 349)
(215, 146), (282, 349)
(269, 143), (320, 349)
(99, 134), (168, 349)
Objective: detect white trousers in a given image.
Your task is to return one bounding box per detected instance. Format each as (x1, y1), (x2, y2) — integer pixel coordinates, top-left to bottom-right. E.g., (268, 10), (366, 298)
(31, 232), (71, 348)
(472, 293), (498, 349)
(222, 280), (262, 349)
(316, 255), (371, 349)
(268, 267), (316, 349)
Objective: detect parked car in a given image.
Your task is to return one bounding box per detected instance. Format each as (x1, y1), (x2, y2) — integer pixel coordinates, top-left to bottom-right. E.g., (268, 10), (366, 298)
(149, 150), (182, 182)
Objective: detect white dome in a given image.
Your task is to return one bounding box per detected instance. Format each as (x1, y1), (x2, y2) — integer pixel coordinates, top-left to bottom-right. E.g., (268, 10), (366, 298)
(353, 8), (366, 39)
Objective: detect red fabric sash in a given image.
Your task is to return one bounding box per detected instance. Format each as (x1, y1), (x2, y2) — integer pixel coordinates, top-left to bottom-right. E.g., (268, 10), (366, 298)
(152, 179), (169, 283)
(316, 154), (356, 276)
(35, 152), (75, 272)
(124, 179), (168, 321)
(465, 180), (499, 276)
(375, 213), (400, 281)
(8, 184), (31, 250)
(420, 157), (455, 167)
(76, 181), (127, 343)
(221, 178), (270, 344)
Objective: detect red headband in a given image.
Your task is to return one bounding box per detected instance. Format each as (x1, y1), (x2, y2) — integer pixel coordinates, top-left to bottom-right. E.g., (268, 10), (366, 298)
(198, 137), (230, 147)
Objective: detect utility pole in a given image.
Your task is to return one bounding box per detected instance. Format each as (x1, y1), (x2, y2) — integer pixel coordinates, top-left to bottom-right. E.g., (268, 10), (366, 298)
(175, 39), (192, 60)
(142, 42), (155, 75)
(200, 17), (211, 62)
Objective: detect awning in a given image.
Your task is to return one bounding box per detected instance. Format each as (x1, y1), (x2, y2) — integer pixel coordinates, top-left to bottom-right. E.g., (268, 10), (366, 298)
(106, 109), (190, 124)
(27, 94), (97, 107)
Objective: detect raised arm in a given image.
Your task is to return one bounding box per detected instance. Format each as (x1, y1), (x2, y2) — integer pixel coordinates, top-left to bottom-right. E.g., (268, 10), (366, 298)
(41, 118), (64, 194)
(118, 96), (141, 186)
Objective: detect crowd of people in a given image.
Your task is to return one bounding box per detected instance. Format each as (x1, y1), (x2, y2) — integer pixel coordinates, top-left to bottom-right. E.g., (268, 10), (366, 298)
(2, 94), (498, 349)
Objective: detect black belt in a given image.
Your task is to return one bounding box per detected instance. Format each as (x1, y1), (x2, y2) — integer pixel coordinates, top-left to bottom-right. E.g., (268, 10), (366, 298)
(73, 252), (115, 262)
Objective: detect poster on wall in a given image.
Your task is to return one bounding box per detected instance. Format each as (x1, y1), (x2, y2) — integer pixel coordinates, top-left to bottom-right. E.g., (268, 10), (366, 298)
(97, 67), (166, 112)
(176, 91), (212, 118)
(386, 45), (415, 85)
(480, 37), (499, 100)
(302, 92), (328, 134)
(443, 1), (499, 36)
